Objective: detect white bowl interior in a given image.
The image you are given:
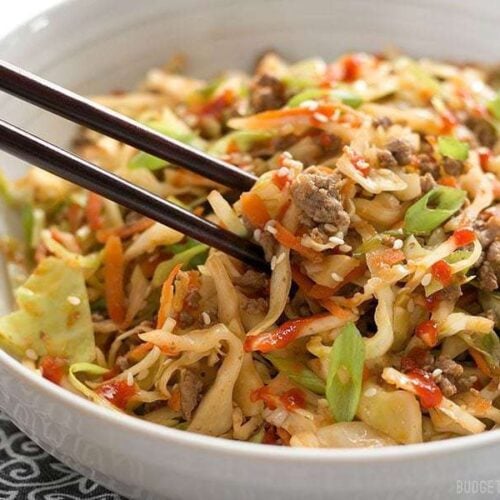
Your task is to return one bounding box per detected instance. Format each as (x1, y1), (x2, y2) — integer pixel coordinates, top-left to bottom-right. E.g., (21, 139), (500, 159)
(1, 1), (500, 498)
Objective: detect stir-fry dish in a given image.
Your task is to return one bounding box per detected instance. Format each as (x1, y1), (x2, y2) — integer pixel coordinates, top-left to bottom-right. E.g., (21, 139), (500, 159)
(1, 51), (499, 448)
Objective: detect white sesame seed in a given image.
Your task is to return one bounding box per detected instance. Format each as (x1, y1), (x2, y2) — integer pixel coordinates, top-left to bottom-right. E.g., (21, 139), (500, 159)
(265, 221), (277, 235)
(270, 256), (277, 271)
(201, 311), (211, 326)
(253, 229), (262, 242)
(393, 239), (403, 250)
(25, 349), (37, 361)
(137, 369), (149, 381)
(432, 368), (443, 379)
(339, 244), (352, 253)
(313, 112), (328, 123)
(277, 166), (290, 177)
(126, 372), (134, 386)
(331, 272), (343, 282)
(300, 100), (319, 111)
(67, 295), (81, 306)
(328, 236), (344, 245)
(364, 387), (377, 397)
(282, 151), (292, 159)
(421, 273), (432, 287)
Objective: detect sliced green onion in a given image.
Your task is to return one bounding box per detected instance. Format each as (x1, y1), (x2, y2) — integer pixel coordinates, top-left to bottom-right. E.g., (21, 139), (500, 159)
(404, 186), (466, 235)
(460, 330), (500, 375)
(209, 130), (272, 155)
(287, 88), (362, 108)
(487, 94), (500, 120)
(326, 322), (365, 422)
(152, 243), (208, 286)
(21, 204), (34, 247)
(265, 353), (325, 395)
(437, 136), (469, 161)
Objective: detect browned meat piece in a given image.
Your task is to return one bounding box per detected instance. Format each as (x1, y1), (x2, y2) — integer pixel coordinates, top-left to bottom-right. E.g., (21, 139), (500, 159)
(178, 310), (195, 329)
(417, 153), (440, 179)
(420, 172), (437, 193)
(440, 284), (462, 303)
(377, 149), (397, 169)
(442, 158), (464, 176)
(465, 117), (498, 148)
(373, 116), (393, 129)
(234, 270), (269, 292)
(386, 139), (413, 166)
(258, 231), (276, 261)
(250, 74), (286, 112)
(433, 356), (477, 397)
(474, 214), (500, 248)
(242, 297), (269, 315)
(290, 169), (350, 233)
(478, 241), (500, 291)
(179, 369), (203, 421)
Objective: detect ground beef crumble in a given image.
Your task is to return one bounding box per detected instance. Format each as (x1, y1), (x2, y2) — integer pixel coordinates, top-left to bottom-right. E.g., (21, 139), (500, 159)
(250, 74), (287, 113)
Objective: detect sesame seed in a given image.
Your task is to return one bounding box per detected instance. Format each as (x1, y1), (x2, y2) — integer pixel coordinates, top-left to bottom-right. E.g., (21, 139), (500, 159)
(270, 256), (277, 271)
(282, 151), (292, 159)
(421, 273), (432, 287)
(313, 112), (328, 123)
(277, 166), (290, 177)
(201, 311), (211, 326)
(126, 372), (134, 386)
(331, 272), (343, 282)
(393, 239), (403, 250)
(265, 221), (277, 235)
(25, 349), (37, 361)
(253, 229), (262, 242)
(328, 236), (344, 245)
(339, 244), (352, 253)
(300, 100), (319, 111)
(67, 295), (81, 306)
(364, 387), (377, 397)
(432, 368), (443, 379)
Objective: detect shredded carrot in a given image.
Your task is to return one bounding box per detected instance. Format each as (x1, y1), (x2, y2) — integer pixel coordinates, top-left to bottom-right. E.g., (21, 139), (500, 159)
(127, 342), (154, 364)
(96, 217), (154, 243)
(292, 265), (346, 300)
(438, 176), (458, 188)
(469, 348), (492, 377)
(367, 248), (405, 270)
(104, 235), (126, 325)
(86, 192), (103, 231)
(274, 222), (322, 262)
(319, 299), (352, 319)
(157, 263), (182, 329)
(240, 193), (271, 228)
(140, 253), (169, 279)
(168, 386), (182, 412)
(67, 203), (82, 233)
(50, 227), (81, 253)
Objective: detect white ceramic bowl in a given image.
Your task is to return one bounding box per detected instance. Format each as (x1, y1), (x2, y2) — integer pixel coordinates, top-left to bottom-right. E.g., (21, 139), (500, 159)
(1, 1), (500, 498)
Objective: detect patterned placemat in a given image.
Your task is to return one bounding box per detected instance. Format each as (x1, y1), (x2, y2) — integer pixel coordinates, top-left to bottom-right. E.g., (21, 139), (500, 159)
(0, 411), (125, 499)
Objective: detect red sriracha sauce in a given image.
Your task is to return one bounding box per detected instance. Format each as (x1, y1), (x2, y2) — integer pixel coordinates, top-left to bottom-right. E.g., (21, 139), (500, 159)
(406, 369), (443, 408)
(400, 348), (431, 372)
(40, 356), (66, 385)
(431, 260), (453, 286)
(415, 320), (439, 347)
(280, 388), (306, 411)
(453, 229), (475, 248)
(342, 55), (362, 82)
(244, 317), (314, 353)
(424, 292), (442, 312)
(478, 148), (491, 170)
(96, 379), (137, 410)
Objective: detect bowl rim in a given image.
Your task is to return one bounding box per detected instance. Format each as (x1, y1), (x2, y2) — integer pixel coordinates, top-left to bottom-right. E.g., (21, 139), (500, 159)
(1, 0), (500, 465)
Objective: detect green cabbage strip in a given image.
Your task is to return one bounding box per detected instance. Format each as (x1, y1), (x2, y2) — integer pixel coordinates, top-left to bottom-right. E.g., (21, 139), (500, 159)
(152, 241), (208, 287)
(265, 353), (325, 395)
(287, 88), (362, 108)
(326, 322), (365, 422)
(0, 257), (94, 362)
(404, 186), (466, 235)
(487, 94), (500, 120)
(69, 363), (116, 409)
(437, 136), (469, 161)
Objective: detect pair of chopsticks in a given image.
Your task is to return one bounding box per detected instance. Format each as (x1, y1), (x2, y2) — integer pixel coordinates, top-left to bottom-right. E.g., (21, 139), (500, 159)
(0, 60), (267, 270)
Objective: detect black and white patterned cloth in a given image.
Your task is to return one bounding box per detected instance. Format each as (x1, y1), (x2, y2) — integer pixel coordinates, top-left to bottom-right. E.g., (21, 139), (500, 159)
(0, 412), (125, 499)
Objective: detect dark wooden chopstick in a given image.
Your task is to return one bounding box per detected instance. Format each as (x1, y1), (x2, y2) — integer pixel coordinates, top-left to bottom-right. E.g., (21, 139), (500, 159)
(0, 60), (258, 191)
(0, 119), (267, 271)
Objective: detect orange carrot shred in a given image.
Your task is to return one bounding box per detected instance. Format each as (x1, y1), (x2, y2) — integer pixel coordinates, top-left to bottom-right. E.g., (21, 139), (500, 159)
(469, 348), (492, 377)
(127, 342), (154, 364)
(96, 217), (154, 243)
(104, 235), (126, 325)
(240, 193), (271, 228)
(157, 263), (182, 329)
(86, 192), (103, 231)
(274, 222), (322, 262)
